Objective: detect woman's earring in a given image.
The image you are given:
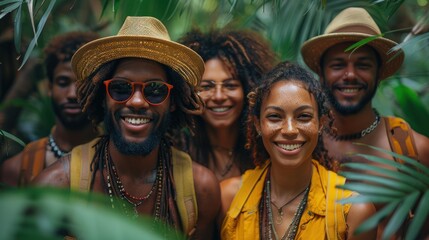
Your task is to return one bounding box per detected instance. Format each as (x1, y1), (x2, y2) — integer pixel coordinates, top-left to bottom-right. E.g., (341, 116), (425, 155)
(257, 130), (261, 137)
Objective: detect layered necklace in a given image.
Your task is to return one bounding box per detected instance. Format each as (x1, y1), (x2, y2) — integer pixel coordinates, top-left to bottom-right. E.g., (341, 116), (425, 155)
(326, 108), (381, 141)
(265, 177), (310, 240)
(47, 134), (70, 158)
(104, 142), (164, 218)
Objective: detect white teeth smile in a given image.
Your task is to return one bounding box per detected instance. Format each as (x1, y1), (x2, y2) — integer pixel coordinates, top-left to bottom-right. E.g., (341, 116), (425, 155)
(211, 107), (230, 112)
(124, 117), (150, 125)
(277, 143), (303, 151)
(340, 88), (359, 93)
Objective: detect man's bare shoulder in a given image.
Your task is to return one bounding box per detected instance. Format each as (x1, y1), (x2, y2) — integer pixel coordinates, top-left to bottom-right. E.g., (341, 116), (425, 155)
(0, 152), (24, 186)
(31, 155), (71, 188)
(192, 161), (220, 196)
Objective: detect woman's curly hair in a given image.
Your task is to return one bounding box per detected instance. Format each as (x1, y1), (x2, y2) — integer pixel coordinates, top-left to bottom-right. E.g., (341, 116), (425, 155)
(177, 28), (278, 173)
(245, 61), (333, 169)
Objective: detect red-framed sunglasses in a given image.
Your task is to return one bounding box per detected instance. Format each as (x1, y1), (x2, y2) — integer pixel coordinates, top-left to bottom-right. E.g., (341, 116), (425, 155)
(104, 79), (174, 105)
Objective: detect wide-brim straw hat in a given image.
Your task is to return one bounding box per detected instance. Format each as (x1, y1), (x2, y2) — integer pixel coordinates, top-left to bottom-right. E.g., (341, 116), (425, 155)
(301, 7), (404, 80)
(72, 16), (204, 86)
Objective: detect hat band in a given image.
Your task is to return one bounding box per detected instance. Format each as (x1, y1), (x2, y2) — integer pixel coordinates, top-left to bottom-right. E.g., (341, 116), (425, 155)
(330, 25), (379, 35)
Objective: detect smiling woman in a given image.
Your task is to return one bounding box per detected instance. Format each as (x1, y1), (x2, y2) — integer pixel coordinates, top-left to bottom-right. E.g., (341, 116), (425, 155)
(176, 28), (278, 181)
(219, 61), (377, 240)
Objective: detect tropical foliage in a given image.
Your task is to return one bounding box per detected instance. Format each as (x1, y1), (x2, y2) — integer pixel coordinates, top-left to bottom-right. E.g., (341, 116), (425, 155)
(338, 144), (429, 240)
(0, 186), (183, 240)
(1, 0), (429, 238)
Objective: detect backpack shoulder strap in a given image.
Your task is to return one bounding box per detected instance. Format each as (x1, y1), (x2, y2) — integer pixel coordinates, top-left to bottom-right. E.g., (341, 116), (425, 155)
(172, 147), (198, 236)
(19, 137), (49, 186)
(325, 170), (348, 240)
(384, 116), (418, 163)
(70, 138), (98, 191)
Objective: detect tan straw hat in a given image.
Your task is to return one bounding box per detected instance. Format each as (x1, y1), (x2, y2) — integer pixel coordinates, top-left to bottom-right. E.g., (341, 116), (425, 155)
(301, 7), (404, 80)
(72, 16), (204, 86)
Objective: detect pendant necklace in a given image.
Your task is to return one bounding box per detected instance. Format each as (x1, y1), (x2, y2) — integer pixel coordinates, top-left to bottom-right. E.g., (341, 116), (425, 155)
(270, 186), (309, 225)
(212, 145), (234, 177)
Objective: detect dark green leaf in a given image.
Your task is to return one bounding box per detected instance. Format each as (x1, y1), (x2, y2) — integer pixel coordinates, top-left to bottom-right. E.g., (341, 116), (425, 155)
(405, 190), (429, 240)
(0, 0), (21, 7)
(341, 162), (426, 189)
(339, 171), (418, 192)
(336, 183), (407, 197)
(354, 200), (400, 234)
(354, 154), (429, 185)
(13, 3), (22, 52)
(353, 143), (429, 176)
(382, 192), (420, 239)
(393, 83), (429, 136)
(337, 195), (397, 204)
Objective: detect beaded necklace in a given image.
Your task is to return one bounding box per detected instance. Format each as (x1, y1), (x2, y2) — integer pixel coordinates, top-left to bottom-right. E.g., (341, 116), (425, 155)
(266, 178), (309, 240)
(47, 134), (69, 158)
(104, 142), (164, 218)
(325, 108), (381, 141)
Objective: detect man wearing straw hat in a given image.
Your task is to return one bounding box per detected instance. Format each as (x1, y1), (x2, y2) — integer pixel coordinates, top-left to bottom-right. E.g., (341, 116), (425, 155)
(33, 16), (220, 239)
(301, 7), (429, 238)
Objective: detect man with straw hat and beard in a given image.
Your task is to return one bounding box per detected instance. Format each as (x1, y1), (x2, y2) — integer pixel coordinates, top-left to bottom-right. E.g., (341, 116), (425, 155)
(301, 7), (429, 238)
(33, 16), (220, 239)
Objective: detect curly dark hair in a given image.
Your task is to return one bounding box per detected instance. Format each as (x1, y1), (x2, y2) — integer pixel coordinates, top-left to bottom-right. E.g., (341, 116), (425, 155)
(246, 61), (333, 169)
(76, 59), (203, 137)
(178, 28), (278, 173)
(44, 31), (99, 83)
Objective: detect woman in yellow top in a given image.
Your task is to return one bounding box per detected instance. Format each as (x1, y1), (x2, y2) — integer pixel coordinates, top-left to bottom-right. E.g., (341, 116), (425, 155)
(219, 62), (376, 240)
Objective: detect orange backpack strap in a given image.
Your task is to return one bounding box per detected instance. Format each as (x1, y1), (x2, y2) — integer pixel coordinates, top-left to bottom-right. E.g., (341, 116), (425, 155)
(384, 116), (419, 163)
(19, 137), (49, 186)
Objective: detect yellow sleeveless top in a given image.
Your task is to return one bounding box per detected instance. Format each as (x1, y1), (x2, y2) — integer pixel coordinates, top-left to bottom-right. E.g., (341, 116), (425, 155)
(221, 160), (353, 240)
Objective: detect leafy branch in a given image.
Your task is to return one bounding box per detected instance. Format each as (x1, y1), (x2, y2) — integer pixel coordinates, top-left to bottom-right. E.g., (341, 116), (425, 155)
(337, 143), (429, 240)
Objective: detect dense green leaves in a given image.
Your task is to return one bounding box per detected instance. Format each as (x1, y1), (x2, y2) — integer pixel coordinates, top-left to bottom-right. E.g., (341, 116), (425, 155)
(338, 144), (429, 240)
(0, 187), (183, 240)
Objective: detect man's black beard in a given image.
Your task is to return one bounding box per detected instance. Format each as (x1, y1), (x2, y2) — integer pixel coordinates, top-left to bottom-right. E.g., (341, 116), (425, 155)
(324, 86), (376, 116)
(52, 100), (91, 130)
(104, 109), (171, 156)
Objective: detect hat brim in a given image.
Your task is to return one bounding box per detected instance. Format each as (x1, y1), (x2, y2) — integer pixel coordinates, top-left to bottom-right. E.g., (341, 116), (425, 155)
(301, 33), (404, 80)
(71, 35), (204, 86)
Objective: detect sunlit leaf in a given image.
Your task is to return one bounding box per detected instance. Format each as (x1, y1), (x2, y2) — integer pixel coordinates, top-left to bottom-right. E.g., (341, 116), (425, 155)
(337, 194), (397, 204)
(0, 129), (25, 147)
(18, 0), (56, 70)
(0, 1), (21, 19)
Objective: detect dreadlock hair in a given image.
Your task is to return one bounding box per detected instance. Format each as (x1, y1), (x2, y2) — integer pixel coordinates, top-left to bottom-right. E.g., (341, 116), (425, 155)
(246, 61), (333, 169)
(77, 58), (204, 189)
(44, 31), (99, 83)
(178, 28), (278, 173)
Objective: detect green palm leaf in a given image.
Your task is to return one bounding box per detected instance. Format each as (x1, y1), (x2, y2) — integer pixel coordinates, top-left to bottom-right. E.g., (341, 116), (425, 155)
(0, 129), (25, 147)
(0, 187), (183, 240)
(338, 144), (429, 239)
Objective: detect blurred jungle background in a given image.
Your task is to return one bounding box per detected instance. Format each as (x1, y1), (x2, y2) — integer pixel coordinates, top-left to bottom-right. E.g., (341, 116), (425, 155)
(1, 0), (429, 160)
(1, 1), (429, 239)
